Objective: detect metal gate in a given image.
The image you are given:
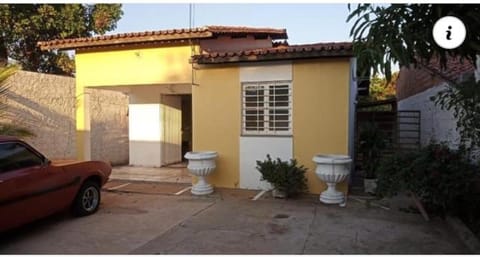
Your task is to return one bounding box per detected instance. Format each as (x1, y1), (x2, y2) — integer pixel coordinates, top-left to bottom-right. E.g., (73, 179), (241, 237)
(396, 110), (421, 150)
(355, 110), (421, 166)
(351, 109), (421, 192)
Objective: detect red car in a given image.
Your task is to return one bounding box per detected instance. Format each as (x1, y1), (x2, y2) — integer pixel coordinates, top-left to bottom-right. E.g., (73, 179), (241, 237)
(0, 136), (111, 232)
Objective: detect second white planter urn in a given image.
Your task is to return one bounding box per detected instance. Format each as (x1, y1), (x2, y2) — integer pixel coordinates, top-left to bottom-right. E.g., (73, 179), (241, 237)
(184, 151), (218, 195)
(312, 154), (352, 205)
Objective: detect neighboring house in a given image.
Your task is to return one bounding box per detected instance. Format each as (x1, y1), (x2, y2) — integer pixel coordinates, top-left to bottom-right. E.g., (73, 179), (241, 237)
(38, 25), (357, 194)
(396, 57), (476, 149)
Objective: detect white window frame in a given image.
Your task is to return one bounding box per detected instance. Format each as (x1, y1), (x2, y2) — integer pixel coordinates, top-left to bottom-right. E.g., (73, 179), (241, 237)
(241, 80), (292, 136)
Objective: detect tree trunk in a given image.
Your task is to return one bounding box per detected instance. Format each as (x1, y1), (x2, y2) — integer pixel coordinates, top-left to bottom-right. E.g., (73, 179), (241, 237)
(0, 37), (7, 67)
(475, 55), (479, 82)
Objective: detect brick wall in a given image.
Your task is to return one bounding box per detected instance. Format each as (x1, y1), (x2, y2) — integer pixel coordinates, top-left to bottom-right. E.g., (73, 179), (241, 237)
(397, 58), (475, 101)
(396, 65), (444, 101)
(2, 70), (129, 164)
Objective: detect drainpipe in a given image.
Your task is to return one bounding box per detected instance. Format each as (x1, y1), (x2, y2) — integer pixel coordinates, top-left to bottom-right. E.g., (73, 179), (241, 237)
(349, 57), (358, 178)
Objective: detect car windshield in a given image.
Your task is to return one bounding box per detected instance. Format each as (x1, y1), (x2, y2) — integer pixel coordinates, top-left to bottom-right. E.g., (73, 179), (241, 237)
(0, 142), (43, 173)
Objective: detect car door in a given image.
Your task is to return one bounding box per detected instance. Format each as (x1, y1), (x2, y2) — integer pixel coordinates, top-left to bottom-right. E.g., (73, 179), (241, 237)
(0, 141), (70, 231)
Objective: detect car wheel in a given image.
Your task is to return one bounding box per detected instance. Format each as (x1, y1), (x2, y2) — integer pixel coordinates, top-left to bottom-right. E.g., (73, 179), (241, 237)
(72, 180), (101, 217)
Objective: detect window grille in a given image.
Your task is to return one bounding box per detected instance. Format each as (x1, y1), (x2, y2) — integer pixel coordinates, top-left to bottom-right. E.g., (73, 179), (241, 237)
(242, 81), (292, 135)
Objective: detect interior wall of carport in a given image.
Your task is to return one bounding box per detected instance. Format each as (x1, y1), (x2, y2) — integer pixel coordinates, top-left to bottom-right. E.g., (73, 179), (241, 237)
(74, 44), (195, 161)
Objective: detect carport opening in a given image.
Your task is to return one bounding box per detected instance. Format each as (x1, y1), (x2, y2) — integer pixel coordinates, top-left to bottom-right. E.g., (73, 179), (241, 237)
(181, 94), (192, 162)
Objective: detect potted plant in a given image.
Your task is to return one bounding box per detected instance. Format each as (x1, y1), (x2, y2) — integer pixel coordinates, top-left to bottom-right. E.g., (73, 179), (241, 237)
(358, 122), (387, 194)
(256, 155), (308, 198)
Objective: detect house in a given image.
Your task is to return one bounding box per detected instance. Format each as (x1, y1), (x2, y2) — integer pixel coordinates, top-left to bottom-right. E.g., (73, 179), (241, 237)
(38, 26), (356, 194)
(396, 57), (476, 149)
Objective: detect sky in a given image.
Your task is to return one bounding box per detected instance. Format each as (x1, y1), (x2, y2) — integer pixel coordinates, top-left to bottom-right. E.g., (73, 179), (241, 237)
(109, 3), (355, 45)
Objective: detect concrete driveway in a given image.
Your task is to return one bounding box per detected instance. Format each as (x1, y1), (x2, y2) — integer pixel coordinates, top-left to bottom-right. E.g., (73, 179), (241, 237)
(0, 180), (471, 254)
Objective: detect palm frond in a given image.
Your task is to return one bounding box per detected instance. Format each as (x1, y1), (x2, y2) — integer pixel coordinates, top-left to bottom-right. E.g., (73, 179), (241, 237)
(0, 65), (18, 98)
(0, 65), (35, 138)
(0, 65), (19, 84)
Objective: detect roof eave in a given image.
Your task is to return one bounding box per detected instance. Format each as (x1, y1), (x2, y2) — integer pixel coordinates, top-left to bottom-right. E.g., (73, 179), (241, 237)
(193, 50), (353, 64)
(38, 31), (213, 51)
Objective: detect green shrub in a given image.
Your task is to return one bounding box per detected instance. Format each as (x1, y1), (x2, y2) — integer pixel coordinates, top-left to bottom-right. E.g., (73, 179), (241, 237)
(376, 143), (476, 216)
(256, 155), (308, 198)
(358, 122), (387, 178)
(454, 177), (480, 237)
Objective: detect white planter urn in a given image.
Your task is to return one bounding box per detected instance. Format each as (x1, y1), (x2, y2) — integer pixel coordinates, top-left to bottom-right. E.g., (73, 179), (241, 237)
(312, 154), (352, 205)
(184, 151), (218, 195)
(363, 178), (377, 194)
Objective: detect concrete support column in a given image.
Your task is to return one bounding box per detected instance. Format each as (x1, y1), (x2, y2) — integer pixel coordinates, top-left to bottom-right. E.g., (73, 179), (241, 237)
(76, 85), (91, 161)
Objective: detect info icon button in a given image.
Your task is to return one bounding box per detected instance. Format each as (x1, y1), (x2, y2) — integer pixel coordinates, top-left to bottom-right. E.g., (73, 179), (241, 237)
(433, 16), (466, 49)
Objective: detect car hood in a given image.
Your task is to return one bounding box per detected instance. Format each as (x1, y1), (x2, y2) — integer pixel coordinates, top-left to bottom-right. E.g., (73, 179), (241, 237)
(50, 159), (112, 185)
(51, 159), (83, 166)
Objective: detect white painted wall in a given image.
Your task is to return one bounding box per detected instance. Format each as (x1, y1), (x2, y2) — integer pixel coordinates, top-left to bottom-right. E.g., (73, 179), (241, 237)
(239, 61), (292, 82)
(129, 92), (162, 167)
(239, 137), (293, 190)
(238, 62), (293, 190)
(398, 83), (460, 148)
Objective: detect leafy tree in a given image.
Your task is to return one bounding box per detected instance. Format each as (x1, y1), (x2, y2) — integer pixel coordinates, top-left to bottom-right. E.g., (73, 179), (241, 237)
(370, 72), (397, 101)
(432, 75), (480, 151)
(357, 72), (398, 112)
(348, 4), (480, 153)
(0, 4), (123, 75)
(0, 65), (34, 137)
(347, 4), (479, 80)
(359, 72), (398, 103)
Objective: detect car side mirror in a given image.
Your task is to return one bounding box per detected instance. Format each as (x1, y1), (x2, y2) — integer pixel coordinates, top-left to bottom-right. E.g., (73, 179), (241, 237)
(43, 158), (52, 167)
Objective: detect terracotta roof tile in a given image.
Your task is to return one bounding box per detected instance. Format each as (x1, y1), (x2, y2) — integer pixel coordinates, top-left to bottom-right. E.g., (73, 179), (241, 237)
(38, 25), (287, 51)
(205, 25), (286, 39)
(397, 55), (476, 100)
(193, 42), (353, 64)
(421, 56), (475, 81)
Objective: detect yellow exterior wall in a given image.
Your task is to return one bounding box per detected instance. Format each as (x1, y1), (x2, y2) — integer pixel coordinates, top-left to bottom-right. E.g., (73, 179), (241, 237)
(76, 45), (193, 87)
(192, 65), (240, 188)
(292, 59), (351, 194)
(74, 44), (195, 160)
(193, 59), (351, 193)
